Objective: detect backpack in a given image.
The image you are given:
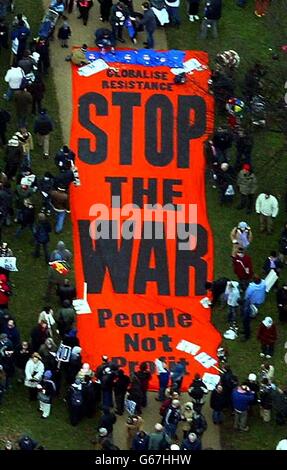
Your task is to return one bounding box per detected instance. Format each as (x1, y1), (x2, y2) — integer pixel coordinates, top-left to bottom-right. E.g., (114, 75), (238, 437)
(71, 387), (83, 407)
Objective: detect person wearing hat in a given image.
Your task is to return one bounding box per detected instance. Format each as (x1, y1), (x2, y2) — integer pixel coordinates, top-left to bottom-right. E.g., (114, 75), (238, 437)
(230, 221), (252, 256)
(257, 317), (277, 358)
(67, 378), (84, 426)
(50, 240), (72, 263)
(69, 43), (90, 65)
(181, 401), (194, 438)
(37, 369), (56, 418)
(255, 191), (279, 234)
(236, 164), (257, 214)
(24, 352), (44, 400)
(245, 373), (259, 414)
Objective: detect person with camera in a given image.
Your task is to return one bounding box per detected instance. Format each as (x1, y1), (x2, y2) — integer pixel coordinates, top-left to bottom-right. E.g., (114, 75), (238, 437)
(230, 221), (252, 256)
(232, 383), (255, 431)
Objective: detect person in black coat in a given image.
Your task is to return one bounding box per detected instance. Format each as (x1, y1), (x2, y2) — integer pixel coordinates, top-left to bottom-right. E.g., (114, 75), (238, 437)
(139, 2), (157, 49)
(82, 374), (96, 417)
(98, 0), (113, 22)
(14, 340), (31, 382)
(205, 277), (229, 307)
(98, 407), (117, 436)
(0, 108), (10, 145)
(15, 198), (35, 238)
(30, 320), (49, 352)
(277, 283), (287, 322)
(27, 75), (45, 115)
(5, 136), (23, 180)
(210, 384), (226, 424)
(200, 0), (222, 39)
(57, 278), (76, 306)
(33, 212), (51, 263)
(132, 431), (149, 451)
(33, 109), (54, 158)
(114, 368), (130, 415)
(135, 362), (151, 408)
(0, 17), (9, 52)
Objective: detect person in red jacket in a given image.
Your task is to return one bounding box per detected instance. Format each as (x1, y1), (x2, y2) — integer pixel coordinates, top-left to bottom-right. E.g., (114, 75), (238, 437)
(77, 0), (93, 25)
(232, 247), (253, 289)
(0, 273), (11, 308)
(254, 0), (270, 17)
(257, 316), (277, 359)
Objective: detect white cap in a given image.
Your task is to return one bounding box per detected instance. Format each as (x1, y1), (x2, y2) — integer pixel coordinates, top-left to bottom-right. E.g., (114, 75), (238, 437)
(154, 423), (163, 432)
(262, 317), (273, 328)
(248, 373), (257, 382)
(170, 444), (180, 450)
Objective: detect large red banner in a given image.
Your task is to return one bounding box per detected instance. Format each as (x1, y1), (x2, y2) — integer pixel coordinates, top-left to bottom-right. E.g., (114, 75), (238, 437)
(70, 51), (221, 390)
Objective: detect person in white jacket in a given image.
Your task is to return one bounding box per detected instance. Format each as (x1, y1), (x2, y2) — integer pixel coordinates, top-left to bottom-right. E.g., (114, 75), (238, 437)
(24, 352), (44, 400)
(3, 64), (24, 101)
(255, 191), (279, 234)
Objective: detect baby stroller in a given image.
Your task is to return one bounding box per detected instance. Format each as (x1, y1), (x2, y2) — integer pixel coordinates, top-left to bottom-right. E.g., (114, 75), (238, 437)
(38, 9), (59, 40)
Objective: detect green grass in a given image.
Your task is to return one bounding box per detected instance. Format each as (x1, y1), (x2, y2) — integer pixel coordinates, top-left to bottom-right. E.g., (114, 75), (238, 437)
(1, 1), (287, 450)
(0, 1), (93, 450)
(166, 2), (287, 450)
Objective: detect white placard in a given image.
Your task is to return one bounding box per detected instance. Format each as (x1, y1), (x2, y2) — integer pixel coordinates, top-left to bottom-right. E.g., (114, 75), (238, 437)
(171, 58), (206, 76)
(78, 59), (109, 77)
(200, 297), (211, 309)
(176, 339), (201, 356)
(73, 298), (91, 314)
(265, 269), (278, 292)
(202, 372), (220, 391)
(194, 352), (217, 369)
(0, 257), (18, 272)
(56, 344), (72, 363)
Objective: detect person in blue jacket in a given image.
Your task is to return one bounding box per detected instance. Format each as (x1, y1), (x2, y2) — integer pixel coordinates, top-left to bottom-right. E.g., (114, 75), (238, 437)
(244, 275), (266, 308)
(232, 384), (255, 431)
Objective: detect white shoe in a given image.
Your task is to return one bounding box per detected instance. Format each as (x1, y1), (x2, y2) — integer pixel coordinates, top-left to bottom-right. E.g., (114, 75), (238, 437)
(194, 15), (200, 20)
(260, 353), (265, 357)
(189, 15), (194, 22)
(265, 355), (272, 359)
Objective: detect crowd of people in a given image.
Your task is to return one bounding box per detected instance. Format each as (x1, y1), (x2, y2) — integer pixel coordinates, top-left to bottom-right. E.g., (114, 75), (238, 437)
(0, 0), (286, 453)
